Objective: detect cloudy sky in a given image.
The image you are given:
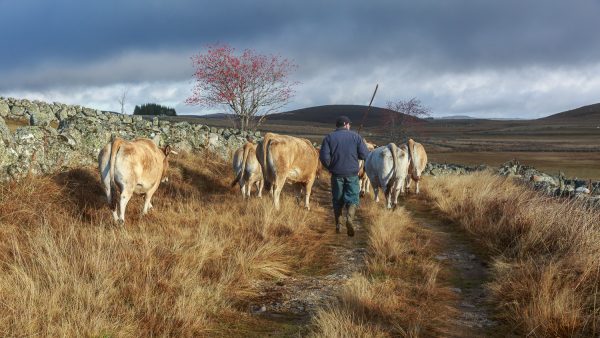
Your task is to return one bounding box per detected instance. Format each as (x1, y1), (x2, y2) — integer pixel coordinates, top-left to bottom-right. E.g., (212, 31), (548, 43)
(1, 0), (599, 118)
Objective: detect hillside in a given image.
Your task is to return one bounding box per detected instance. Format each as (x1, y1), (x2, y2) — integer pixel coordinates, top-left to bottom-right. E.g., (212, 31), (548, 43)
(540, 102), (600, 122)
(268, 104), (424, 127)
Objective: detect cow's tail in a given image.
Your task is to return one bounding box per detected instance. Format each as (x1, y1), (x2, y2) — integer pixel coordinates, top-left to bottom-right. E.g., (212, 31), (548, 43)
(261, 133), (274, 186)
(266, 139), (276, 180)
(407, 138), (419, 180)
(109, 135), (123, 199)
(386, 143), (399, 193)
(231, 143), (251, 187)
(230, 163), (243, 188)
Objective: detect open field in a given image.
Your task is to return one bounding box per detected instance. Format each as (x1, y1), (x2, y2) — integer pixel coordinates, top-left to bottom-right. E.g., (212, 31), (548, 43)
(158, 113), (600, 179)
(429, 151), (600, 180)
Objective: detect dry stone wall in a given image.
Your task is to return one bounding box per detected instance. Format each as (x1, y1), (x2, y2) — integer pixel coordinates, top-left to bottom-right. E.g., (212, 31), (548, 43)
(0, 97), (260, 181)
(497, 159), (600, 207)
(422, 160), (599, 207)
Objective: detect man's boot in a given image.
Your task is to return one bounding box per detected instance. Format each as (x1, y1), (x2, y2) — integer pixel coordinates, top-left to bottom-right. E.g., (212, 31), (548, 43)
(346, 204), (356, 237)
(334, 208), (343, 234)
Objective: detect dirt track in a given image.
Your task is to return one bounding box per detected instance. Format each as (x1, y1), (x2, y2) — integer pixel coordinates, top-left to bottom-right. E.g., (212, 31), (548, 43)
(246, 182), (508, 337)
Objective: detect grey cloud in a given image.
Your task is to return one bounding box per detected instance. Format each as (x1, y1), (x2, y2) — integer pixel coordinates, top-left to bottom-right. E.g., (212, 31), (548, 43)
(2, 0), (600, 118)
(0, 49), (194, 90)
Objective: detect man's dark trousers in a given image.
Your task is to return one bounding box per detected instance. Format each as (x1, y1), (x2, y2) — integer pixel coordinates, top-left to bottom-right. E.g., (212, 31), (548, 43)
(331, 175), (360, 236)
(331, 175), (360, 209)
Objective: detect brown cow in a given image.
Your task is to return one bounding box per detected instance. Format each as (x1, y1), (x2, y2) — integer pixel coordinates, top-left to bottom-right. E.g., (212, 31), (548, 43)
(358, 140), (377, 197)
(405, 138), (428, 194)
(256, 133), (319, 210)
(231, 142), (263, 198)
(98, 136), (173, 224)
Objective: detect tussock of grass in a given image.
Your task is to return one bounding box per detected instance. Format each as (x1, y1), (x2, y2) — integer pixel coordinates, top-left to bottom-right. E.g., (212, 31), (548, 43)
(0, 151), (327, 336)
(310, 199), (456, 337)
(423, 172), (600, 336)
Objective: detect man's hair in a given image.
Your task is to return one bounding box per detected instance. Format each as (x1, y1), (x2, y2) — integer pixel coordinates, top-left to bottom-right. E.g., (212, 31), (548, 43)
(336, 116), (351, 127)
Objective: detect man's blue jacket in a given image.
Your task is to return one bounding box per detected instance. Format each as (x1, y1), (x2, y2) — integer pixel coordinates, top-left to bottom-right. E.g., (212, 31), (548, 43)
(319, 128), (370, 177)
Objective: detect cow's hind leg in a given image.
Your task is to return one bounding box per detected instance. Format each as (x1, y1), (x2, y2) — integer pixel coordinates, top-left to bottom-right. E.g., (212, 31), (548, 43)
(239, 178), (247, 198)
(384, 185), (393, 209)
(101, 173), (112, 205)
(117, 186), (133, 225)
(245, 181), (252, 198)
(304, 178), (315, 210)
(296, 187), (304, 205)
(370, 177), (380, 203)
(273, 177), (286, 210)
(142, 183), (160, 215)
(256, 179), (264, 198)
(385, 192), (392, 209)
(392, 180), (402, 208)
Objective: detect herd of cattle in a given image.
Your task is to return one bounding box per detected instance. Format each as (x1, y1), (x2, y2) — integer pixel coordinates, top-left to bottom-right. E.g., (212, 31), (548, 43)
(97, 132), (427, 224)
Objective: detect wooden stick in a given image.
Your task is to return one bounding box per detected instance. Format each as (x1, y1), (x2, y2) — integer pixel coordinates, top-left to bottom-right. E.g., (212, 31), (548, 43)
(357, 84), (379, 134)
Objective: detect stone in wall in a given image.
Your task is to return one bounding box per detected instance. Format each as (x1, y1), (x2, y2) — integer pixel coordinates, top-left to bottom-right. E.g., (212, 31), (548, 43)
(0, 100), (9, 117)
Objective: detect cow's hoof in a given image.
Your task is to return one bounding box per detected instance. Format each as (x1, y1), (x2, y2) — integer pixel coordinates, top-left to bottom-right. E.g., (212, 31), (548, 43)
(117, 219), (125, 226)
(359, 191), (365, 198)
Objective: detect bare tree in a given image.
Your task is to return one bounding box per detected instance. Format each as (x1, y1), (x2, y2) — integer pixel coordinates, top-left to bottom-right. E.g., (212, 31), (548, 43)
(384, 98), (431, 142)
(117, 88), (129, 115)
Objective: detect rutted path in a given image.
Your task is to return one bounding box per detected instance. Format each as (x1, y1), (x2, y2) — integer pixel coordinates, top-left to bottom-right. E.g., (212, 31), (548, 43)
(403, 196), (507, 337)
(246, 183), (507, 337)
(247, 181), (369, 336)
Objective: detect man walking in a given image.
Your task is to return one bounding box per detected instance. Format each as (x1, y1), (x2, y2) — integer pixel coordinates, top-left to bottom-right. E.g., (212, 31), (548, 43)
(319, 116), (370, 236)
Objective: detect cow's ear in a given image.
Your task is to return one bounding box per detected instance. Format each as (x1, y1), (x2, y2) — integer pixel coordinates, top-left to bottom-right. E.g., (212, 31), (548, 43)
(164, 145), (172, 156)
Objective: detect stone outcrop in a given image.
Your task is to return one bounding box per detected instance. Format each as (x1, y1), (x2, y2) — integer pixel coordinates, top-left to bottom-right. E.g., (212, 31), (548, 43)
(422, 159), (599, 208)
(423, 162), (489, 176)
(498, 159), (600, 208)
(0, 97), (260, 180)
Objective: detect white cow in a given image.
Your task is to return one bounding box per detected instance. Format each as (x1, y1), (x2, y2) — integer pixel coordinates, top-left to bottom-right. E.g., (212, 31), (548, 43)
(365, 143), (410, 209)
(405, 139), (428, 194)
(231, 142), (264, 198)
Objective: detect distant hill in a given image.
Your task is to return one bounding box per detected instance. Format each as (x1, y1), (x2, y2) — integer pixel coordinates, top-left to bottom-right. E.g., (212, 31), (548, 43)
(198, 113), (232, 119)
(541, 103), (600, 122)
(268, 104), (423, 127)
(436, 115), (476, 120)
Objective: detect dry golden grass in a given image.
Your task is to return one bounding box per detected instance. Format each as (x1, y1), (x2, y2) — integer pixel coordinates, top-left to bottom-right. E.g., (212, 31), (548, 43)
(423, 172), (600, 337)
(310, 199), (457, 337)
(0, 151), (330, 336)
